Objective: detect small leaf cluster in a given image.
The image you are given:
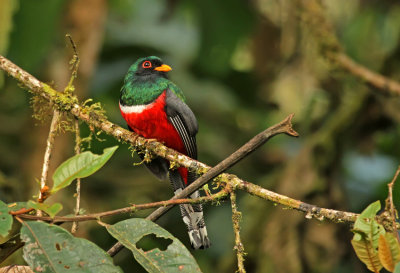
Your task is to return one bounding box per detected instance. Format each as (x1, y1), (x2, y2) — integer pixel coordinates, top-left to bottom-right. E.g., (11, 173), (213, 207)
(351, 201), (400, 273)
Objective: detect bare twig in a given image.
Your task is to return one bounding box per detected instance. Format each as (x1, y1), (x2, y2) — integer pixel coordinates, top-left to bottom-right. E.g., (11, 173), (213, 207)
(13, 189), (229, 222)
(230, 191), (246, 273)
(65, 34), (81, 234)
(385, 165), (400, 241)
(37, 110), (60, 210)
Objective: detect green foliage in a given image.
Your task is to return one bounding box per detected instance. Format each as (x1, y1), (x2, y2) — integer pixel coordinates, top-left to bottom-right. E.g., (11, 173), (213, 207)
(351, 201), (383, 272)
(352, 201), (385, 250)
(51, 146), (118, 193)
(351, 236), (383, 273)
(0, 200), (13, 237)
(27, 200), (63, 218)
(106, 218), (202, 273)
(21, 221), (122, 273)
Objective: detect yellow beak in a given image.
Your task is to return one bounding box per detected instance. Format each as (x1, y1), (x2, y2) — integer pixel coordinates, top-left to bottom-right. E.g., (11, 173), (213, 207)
(154, 64), (172, 72)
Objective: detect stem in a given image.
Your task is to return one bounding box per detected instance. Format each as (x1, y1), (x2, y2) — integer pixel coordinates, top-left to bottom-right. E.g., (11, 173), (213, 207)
(386, 165), (400, 241)
(37, 110), (61, 216)
(230, 191), (246, 273)
(14, 189), (228, 222)
(71, 119), (81, 233)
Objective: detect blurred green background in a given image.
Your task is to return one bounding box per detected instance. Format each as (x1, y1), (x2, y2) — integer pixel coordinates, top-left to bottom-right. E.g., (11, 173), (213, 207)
(1, 0), (400, 272)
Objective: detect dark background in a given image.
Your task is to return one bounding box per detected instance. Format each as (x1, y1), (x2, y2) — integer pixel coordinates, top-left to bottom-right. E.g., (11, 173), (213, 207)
(1, 0), (400, 272)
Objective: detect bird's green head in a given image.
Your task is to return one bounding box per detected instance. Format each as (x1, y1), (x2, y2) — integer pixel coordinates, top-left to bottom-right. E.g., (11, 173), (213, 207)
(120, 56), (174, 105)
(125, 56), (172, 81)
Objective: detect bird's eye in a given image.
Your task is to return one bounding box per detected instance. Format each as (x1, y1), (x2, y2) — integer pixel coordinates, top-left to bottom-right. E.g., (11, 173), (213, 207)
(142, 61), (152, 69)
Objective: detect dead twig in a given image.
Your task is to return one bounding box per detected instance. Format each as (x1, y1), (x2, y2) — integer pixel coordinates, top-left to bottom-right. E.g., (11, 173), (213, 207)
(385, 165), (400, 242)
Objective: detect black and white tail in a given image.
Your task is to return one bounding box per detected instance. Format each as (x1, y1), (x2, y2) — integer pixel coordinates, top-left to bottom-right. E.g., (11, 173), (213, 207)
(169, 170), (211, 249)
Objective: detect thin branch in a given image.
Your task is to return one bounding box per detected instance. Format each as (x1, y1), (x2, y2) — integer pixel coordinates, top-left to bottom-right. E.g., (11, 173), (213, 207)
(230, 191), (246, 273)
(37, 110), (60, 208)
(64, 34), (81, 234)
(237, 179), (358, 223)
(14, 189), (229, 223)
(385, 165), (400, 241)
(71, 119), (81, 234)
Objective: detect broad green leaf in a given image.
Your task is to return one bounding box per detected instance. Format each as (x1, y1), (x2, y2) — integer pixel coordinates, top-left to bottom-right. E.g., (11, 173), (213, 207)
(21, 221), (122, 273)
(352, 235), (382, 272)
(27, 201), (62, 218)
(0, 200), (12, 237)
(106, 218), (202, 273)
(378, 233), (400, 272)
(353, 200), (384, 250)
(51, 146), (118, 193)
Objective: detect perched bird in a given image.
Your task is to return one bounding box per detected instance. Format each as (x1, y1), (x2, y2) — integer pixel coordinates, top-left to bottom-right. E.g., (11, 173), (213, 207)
(119, 56), (210, 249)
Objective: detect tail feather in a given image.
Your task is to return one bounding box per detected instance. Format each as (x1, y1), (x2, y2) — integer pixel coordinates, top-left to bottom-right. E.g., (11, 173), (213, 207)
(169, 170), (211, 249)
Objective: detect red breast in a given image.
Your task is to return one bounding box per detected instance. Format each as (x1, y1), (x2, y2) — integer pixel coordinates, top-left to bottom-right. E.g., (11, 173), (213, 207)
(120, 91), (189, 183)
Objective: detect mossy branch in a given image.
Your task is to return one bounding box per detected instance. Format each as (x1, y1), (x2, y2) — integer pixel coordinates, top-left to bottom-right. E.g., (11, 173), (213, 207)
(230, 191), (246, 273)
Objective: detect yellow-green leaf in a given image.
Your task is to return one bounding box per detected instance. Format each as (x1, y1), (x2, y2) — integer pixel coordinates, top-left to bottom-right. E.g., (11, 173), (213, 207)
(353, 201), (385, 250)
(378, 233), (400, 272)
(352, 234), (382, 273)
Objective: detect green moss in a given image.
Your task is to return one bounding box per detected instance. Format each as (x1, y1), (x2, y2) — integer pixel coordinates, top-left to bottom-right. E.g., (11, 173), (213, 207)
(30, 95), (52, 123)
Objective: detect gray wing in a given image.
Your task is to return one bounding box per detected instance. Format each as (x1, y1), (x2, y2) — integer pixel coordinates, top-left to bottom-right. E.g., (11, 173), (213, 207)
(165, 89), (198, 159)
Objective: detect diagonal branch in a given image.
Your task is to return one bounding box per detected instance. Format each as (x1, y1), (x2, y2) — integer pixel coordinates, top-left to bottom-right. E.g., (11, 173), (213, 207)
(107, 114), (298, 256)
(37, 110), (60, 206)
(145, 113), (298, 224)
